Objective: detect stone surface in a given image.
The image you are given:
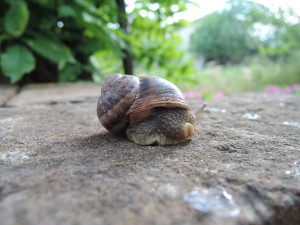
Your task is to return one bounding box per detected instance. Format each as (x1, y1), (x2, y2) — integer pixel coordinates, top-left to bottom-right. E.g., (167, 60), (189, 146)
(0, 91), (299, 225)
(6, 82), (100, 106)
(0, 86), (18, 107)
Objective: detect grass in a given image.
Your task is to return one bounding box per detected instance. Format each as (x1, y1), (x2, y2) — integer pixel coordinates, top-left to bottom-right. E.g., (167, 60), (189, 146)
(179, 55), (300, 96)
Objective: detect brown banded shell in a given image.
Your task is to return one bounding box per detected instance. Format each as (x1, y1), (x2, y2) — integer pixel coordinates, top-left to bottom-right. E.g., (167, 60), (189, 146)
(128, 76), (190, 126)
(97, 74), (139, 132)
(97, 74), (190, 133)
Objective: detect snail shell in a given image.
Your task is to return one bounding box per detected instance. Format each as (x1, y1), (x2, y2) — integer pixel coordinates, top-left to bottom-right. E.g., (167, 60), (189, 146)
(97, 74), (190, 132)
(97, 74), (201, 145)
(97, 74), (139, 132)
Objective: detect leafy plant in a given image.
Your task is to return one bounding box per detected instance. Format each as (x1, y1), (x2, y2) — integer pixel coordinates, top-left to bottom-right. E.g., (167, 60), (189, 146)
(0, 0), (197, 84)
(1, 45), (35, 83)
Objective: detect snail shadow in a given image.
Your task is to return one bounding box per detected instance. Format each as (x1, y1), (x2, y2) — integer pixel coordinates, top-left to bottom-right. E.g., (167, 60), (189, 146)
(76, 131), (189, 164)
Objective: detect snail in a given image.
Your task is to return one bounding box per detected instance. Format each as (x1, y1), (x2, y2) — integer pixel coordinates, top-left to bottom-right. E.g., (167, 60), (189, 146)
(97, 74), (206, 146)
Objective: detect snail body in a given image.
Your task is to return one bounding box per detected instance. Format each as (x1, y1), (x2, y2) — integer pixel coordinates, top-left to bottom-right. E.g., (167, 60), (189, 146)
(97, 74), (204, 146)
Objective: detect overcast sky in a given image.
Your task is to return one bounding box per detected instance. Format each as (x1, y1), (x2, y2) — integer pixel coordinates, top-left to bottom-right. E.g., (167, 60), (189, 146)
(176, 0), (300, 21)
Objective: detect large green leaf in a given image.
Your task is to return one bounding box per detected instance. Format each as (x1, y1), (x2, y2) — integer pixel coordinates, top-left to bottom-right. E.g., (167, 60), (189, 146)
(26, 36), (76, 64)
(4, 0), (29, 37)
(0, 45), (36, 83)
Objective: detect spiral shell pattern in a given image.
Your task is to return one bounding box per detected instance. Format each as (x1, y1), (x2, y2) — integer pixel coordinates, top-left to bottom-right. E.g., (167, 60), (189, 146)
(97, 74), (190, 133)
(97, 74), (139, 132)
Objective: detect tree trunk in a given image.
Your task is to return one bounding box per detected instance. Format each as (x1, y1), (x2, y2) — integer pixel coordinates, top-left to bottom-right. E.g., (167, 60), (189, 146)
(115, 0), (133, 75)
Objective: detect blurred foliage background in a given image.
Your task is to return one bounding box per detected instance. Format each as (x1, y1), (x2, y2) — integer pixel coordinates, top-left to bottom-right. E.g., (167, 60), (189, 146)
(0, 0), (195, 84)
(0, 0), (300, 96)
(186, 0), (300, 95)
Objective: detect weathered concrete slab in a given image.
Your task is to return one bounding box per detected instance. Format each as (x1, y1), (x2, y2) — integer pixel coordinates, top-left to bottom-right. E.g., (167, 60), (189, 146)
(0, 93), (299, 225)
(0, 86), (18, 107)
(6, 82), (100, 107)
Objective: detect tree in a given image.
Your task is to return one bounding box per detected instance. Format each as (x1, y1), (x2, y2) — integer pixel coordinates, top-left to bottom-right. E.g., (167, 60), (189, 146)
(0, 0), (197, 84)
(259, 7), (300, 60)
(115, 0), (133, 74)
(190, 0), (274, 64)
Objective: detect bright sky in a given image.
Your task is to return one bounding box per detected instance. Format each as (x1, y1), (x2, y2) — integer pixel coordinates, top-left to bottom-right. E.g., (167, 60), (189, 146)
(176, 0), (300, 21)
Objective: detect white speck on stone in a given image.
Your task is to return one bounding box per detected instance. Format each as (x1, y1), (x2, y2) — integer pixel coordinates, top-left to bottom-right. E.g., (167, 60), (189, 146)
(225, 164), (232, 168)
(159, 184), (178, 198)
(0, 149), (31, 163)
(21, 155), (29, 160)
(206, 107), (227, 113)
(294, 161), (300, 176)
(184, 186), (240, 217)
(243, 113), (261, 120)
(285, 161), (300, 181)
(283, 122), (300, 128)
(0, 118), (13, 123)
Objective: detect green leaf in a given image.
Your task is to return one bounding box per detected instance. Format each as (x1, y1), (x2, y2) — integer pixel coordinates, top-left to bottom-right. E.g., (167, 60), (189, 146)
(74, 0), (95, 10)
(59, 64), (82, 82)
(58, 5), (77, 18)
(26, 36), (76, 64)
(4, 0), (29, 37)
(0, 45), (35, 83)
